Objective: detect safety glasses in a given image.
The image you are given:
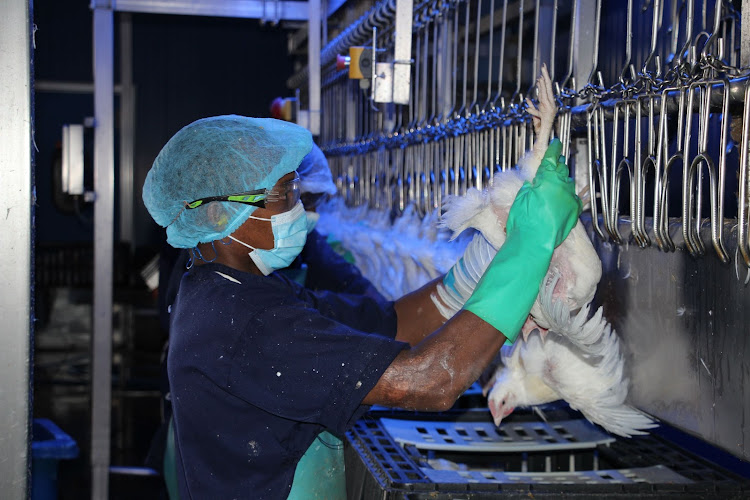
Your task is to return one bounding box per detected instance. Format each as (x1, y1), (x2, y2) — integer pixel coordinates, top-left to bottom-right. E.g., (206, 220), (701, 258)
(185, 173), (301, 212)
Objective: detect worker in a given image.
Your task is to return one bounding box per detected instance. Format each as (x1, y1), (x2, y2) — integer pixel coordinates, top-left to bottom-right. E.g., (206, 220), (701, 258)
(144, 140), (384, 497)
(142, 115), (581, 499)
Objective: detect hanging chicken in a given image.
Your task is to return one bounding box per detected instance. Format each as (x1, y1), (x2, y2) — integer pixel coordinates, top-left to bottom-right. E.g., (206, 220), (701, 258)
(431, 66), (656, 437)
(432, 65), (604, 352)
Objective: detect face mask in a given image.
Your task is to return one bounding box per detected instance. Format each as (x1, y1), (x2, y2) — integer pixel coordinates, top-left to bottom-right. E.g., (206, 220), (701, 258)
(229, 202), (308, 276)
(305, 211), (320, 234)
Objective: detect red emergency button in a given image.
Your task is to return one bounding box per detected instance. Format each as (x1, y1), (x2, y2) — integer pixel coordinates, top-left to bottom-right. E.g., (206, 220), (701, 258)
(336, 54), (350, 71)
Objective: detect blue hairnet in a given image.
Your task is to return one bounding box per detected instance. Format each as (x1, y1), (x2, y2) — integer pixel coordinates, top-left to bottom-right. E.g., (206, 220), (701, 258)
(297, 143), (337, 196)
(143, 115), (312, 248)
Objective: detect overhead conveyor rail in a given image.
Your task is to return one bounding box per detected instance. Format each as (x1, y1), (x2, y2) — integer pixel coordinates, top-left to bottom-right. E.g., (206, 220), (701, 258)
(289, 0), (750, 268)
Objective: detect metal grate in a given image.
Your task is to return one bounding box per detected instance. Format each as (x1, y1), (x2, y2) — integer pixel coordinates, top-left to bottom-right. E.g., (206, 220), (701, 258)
(345, 415), (750, 498)
(380, 418), (615, 453)
(348, 419), (430, 485)
(422, 465), (692, 485)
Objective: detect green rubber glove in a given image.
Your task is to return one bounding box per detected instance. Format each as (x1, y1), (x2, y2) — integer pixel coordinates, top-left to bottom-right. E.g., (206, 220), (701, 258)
(464, 139), (582, 342)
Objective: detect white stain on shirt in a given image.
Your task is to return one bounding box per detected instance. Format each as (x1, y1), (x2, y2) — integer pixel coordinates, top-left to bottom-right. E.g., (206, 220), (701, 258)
(247, 440), (261, 457)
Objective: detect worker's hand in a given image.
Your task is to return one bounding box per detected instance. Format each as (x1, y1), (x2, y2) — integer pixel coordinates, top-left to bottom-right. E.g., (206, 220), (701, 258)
(507, 139), (582, 250)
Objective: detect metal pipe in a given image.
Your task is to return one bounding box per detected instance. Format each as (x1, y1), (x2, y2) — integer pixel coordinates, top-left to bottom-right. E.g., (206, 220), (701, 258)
(619, 0), (636, 87)
(512, 0), (524, 102)
(739, 82), (750, 267)
(531, 0), (540, 86)
(119, 14), (135, 248)
(457, 0), (470, 117)
(309, 0), (322, 135)
(490, 0), (508, 108)
(640, 0), (663, 80)
(482, 0), (496, 111)
(559, 0), (578, 90)
(91, 2), (115, 498)
(469, 0), (483, 113)
(0, 0), (32, 497)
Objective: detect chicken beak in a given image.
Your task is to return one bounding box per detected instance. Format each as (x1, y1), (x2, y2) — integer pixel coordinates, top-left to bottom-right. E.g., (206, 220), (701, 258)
(491, 406), (515, 427)
(490, 404), (503, 426)
(492, 413), (504, 427)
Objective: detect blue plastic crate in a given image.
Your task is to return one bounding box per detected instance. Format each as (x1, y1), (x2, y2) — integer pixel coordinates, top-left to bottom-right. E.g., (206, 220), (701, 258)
(32, 419), (79, 500)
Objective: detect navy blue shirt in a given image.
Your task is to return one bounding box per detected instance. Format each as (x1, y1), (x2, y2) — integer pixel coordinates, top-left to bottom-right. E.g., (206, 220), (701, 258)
(168, 263), (406, 499)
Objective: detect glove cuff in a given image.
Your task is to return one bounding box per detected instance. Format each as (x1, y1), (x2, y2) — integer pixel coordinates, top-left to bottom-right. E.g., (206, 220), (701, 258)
(431, 233), (497, 320)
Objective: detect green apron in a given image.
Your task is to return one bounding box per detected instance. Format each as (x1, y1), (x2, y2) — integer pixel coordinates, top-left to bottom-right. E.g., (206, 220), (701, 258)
(164, 420), (345, 500)
(164, 417), (180, 500)
(287, 431), (346, 500)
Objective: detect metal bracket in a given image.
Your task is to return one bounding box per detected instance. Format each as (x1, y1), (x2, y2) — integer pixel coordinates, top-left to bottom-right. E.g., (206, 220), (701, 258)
(392, 0), (413, 104)
(373, 62), (394, 103)
(371, 0), (414, 106)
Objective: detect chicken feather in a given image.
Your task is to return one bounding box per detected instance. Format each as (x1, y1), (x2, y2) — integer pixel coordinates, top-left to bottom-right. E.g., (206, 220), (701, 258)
(487, 321), (658, 437)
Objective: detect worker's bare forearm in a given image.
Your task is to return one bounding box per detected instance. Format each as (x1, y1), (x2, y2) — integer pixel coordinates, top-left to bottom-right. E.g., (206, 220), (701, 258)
(364, 310), (507, 411)
(393, 276), (447, 346)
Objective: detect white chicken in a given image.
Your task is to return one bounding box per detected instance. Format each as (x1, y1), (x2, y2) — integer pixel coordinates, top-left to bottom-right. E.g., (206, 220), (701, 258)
(434, 65), (604, 351)
(486, 280), (658, 437)
(433, 66), (656, 437)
